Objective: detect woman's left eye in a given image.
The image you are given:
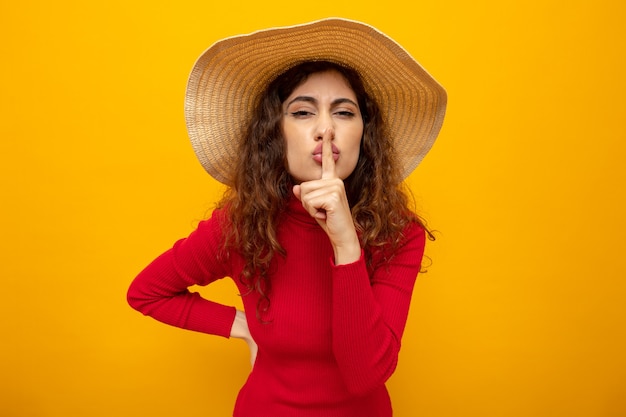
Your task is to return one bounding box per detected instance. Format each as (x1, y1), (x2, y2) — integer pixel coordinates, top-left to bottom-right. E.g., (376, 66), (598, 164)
(335, 111), (355, 117)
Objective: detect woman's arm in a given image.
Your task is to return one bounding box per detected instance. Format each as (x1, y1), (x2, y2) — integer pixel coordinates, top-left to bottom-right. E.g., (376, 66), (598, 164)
(293, 130), (426, 394)
(330, 223), (425, 395)
(127, 214), (237, 338)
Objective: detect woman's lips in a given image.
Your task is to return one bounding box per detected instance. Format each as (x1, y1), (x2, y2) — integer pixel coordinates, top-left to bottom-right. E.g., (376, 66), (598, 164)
(312, 152), (340, 163)
(312, 143), (340, 163)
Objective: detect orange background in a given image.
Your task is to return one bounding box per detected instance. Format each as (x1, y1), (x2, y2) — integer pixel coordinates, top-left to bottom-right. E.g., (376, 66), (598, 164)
(1, 1), (625, 416)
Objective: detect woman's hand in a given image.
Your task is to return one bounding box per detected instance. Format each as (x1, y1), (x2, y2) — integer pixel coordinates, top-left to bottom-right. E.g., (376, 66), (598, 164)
(230, 310), (258, 367)
(293, 130), (361, 265)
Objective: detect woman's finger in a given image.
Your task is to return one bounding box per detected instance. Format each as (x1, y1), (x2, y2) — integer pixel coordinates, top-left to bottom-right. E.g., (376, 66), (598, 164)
(321, 129), (336, 180)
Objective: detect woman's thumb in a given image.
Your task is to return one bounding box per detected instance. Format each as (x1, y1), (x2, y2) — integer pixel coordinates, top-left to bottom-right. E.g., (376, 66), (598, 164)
(292, 185), (302, 201)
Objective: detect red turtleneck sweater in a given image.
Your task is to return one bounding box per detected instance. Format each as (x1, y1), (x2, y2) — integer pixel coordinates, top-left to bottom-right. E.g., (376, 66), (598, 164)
(127, 196), (425, 417)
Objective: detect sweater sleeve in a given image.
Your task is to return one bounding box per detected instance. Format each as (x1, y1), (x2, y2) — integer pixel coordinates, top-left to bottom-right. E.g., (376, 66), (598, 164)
(331, 222), (426, 395)
(127, 211), (237, 338)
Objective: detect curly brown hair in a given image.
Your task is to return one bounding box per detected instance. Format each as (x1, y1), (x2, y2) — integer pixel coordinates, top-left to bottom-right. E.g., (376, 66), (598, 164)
(215, 61), (432, 318)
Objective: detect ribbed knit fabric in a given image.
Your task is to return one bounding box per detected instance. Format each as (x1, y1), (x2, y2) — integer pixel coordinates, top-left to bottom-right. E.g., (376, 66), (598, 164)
(127, 195), (426, 417)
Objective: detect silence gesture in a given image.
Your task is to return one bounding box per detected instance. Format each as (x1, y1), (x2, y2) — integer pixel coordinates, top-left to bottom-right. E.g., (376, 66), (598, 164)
(293, 129), (361, 265)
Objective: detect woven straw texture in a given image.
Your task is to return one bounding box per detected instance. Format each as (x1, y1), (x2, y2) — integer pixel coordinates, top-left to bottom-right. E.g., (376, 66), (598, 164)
(184, 18), (447, 184)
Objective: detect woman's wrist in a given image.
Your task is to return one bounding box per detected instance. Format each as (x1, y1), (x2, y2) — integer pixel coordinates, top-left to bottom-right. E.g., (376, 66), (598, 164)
(332, 236), (362, 265)
(230, 309), (258, 366)
(230, 310), (250, 340)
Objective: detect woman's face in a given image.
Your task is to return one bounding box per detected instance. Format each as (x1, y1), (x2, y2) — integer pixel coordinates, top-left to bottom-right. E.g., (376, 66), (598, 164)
(281, 70), (364, 183)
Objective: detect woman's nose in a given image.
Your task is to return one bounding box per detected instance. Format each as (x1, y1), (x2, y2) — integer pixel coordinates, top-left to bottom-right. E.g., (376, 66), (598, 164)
(315, 127), (335, 142)
(315, 113), (335, 140)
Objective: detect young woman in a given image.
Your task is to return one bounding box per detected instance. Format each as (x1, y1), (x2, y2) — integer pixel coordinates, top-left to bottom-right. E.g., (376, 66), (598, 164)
(128, 18), (446, 417)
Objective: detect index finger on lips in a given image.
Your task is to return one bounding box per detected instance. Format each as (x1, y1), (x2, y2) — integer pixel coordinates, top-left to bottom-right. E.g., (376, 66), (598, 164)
(321, 129), (336, 180)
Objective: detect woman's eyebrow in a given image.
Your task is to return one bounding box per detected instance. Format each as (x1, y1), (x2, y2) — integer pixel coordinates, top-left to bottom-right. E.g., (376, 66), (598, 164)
(285, 96), (358, 108)
(286, 96), (317, 107)
(331, 98), (359, 108)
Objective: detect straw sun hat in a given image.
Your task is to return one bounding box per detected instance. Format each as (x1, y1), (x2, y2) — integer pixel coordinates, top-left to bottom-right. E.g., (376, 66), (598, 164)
(184, 18), (447, 184)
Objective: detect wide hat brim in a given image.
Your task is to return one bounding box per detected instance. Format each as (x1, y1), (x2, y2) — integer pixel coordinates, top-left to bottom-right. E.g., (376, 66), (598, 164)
(185, 18), (447, 184)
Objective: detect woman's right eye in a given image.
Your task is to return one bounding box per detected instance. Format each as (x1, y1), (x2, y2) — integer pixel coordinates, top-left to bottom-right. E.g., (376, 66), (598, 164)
(290, 110), (314, 117)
